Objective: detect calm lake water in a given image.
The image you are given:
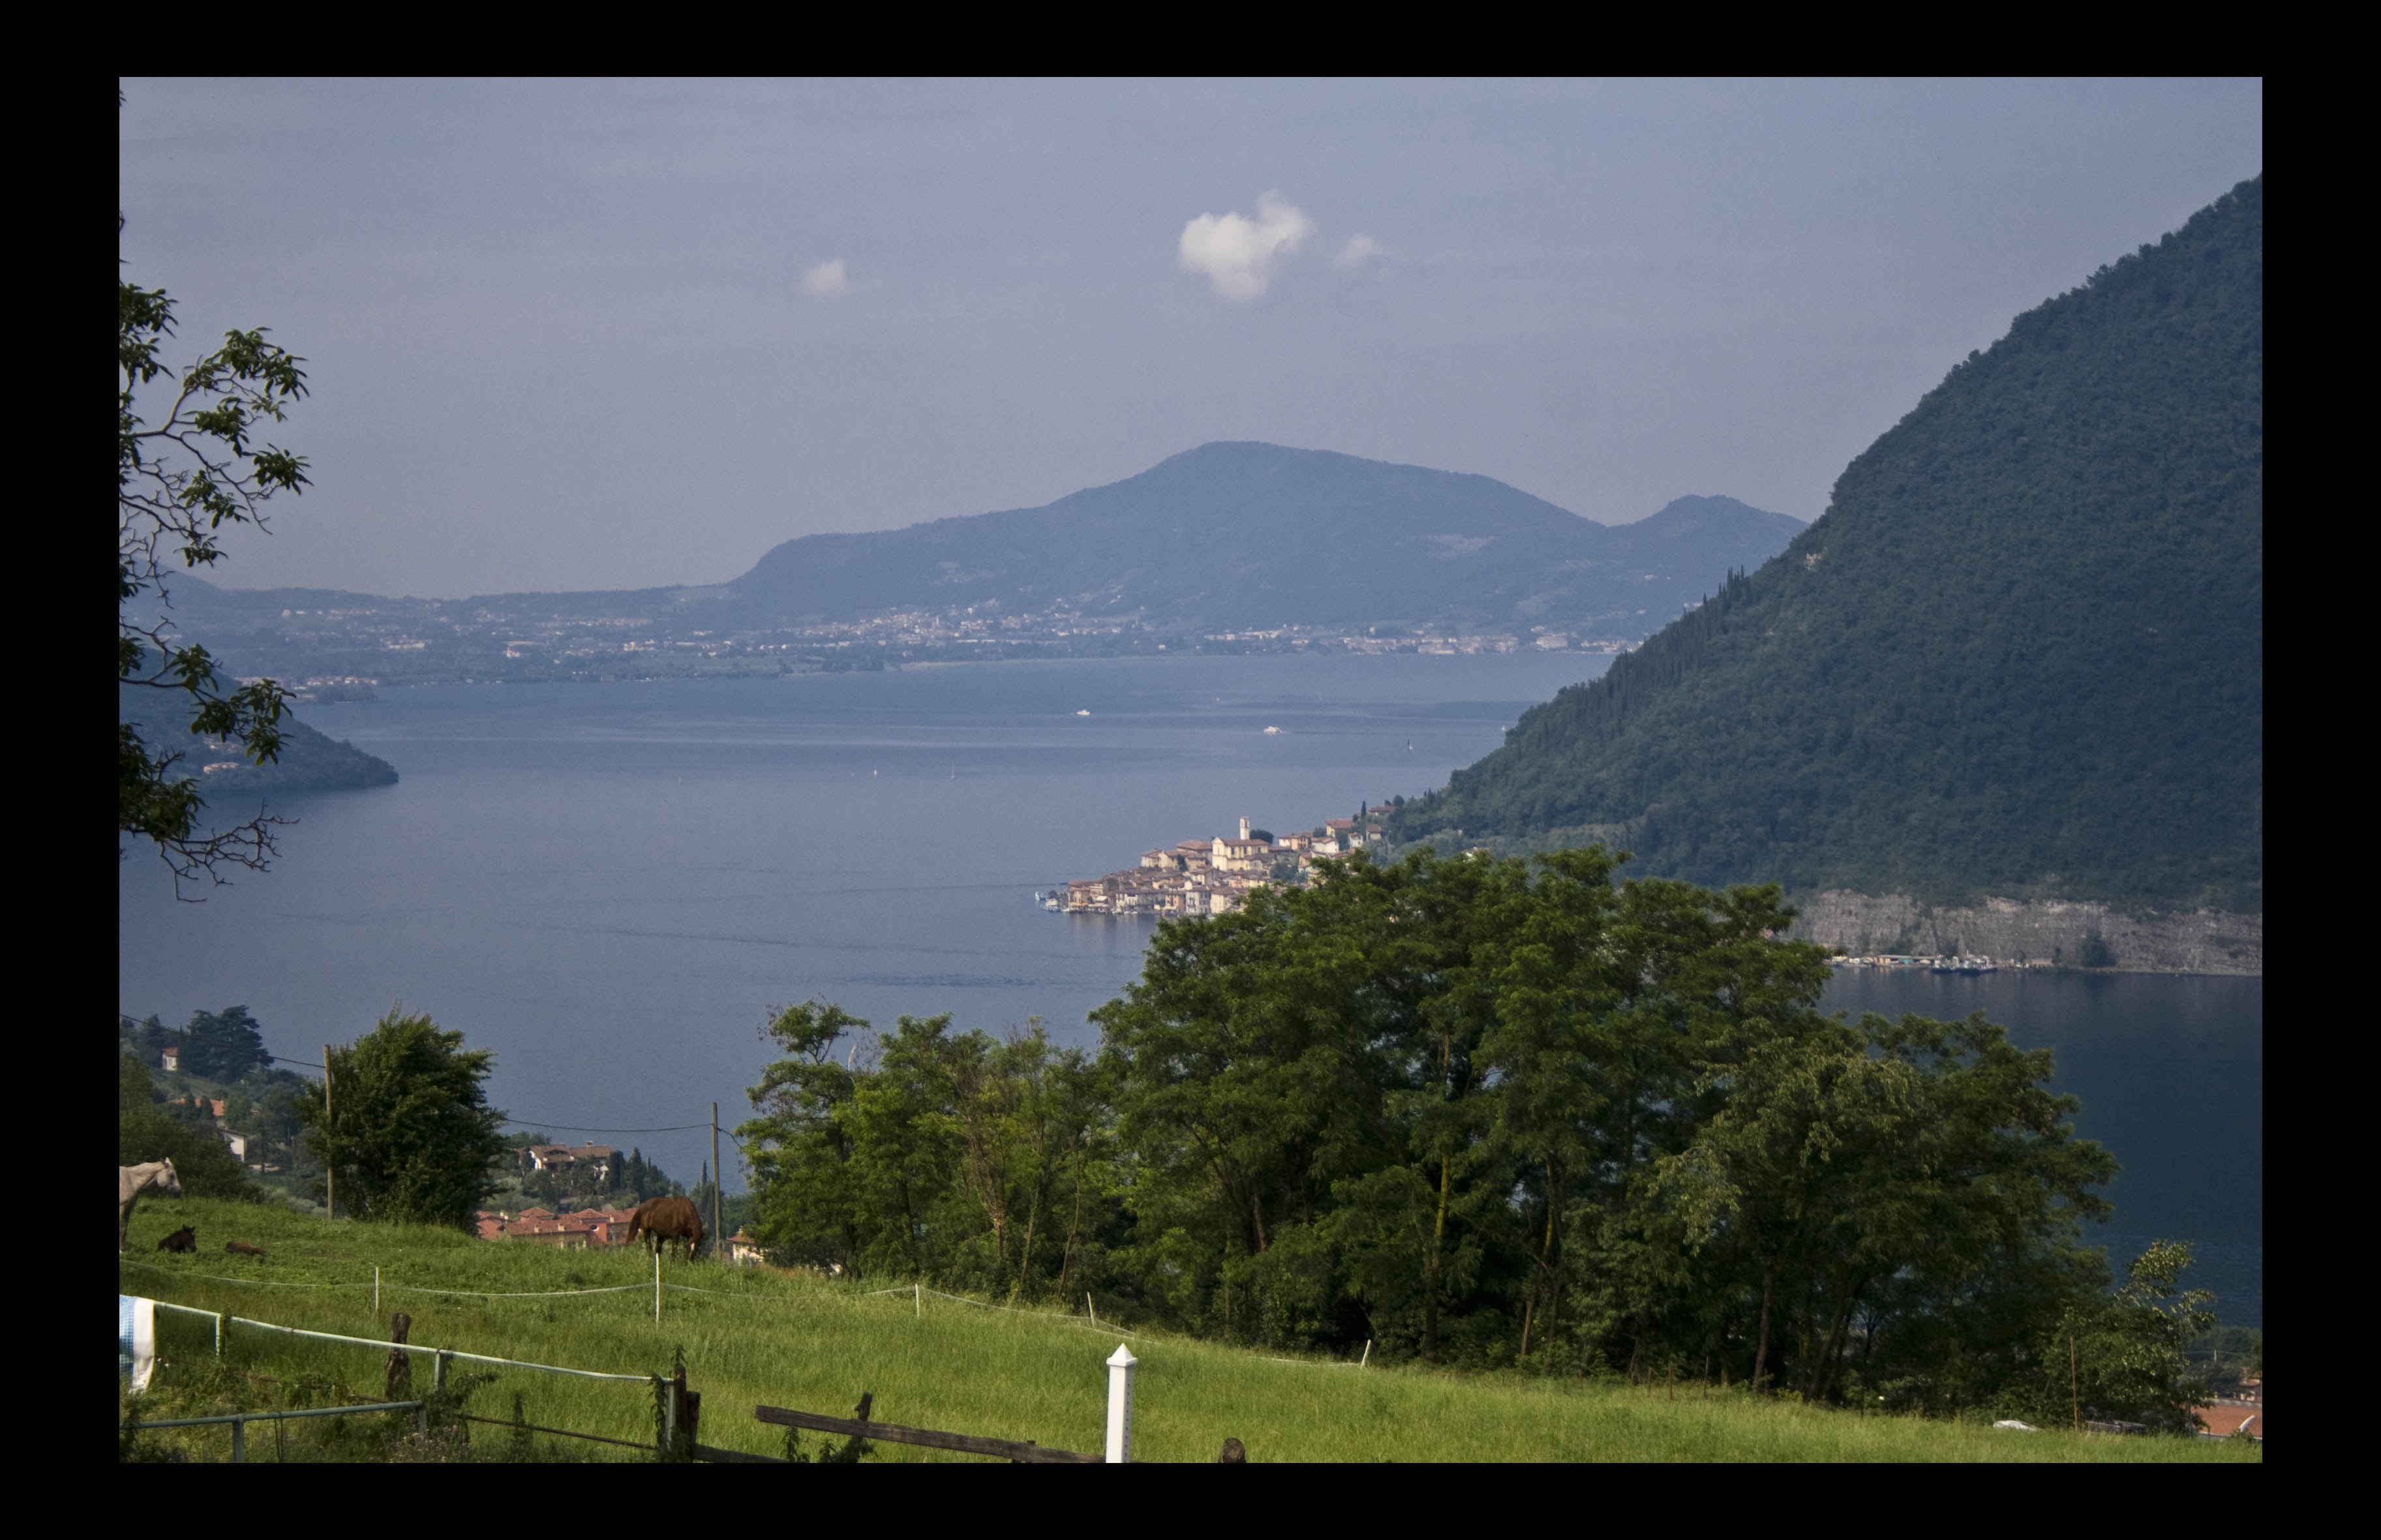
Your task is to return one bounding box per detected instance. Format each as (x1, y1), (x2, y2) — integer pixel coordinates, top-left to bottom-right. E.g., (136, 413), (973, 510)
(117, 655), (2260, 1325)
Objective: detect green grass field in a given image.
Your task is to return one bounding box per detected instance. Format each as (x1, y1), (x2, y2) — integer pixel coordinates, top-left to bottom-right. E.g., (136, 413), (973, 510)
(117, 1198), (2258, 1463)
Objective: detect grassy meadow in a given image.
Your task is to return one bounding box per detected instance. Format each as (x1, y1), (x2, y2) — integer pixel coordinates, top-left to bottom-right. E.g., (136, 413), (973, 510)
(117, 1198), (2258, 1463)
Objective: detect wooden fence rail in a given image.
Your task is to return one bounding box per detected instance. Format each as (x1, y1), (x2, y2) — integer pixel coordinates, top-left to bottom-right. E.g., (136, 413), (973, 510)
(754, 1398), (1101, 1463)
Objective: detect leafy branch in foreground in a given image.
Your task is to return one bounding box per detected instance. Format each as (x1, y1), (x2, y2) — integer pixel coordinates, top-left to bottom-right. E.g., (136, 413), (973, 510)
(118, 210), (311, 894)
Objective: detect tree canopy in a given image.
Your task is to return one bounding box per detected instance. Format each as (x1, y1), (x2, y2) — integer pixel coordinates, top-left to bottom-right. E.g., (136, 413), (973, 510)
(179, 1005), (271, 1081)
(740, 849), (2207, 1424)
(119, 190), (311, 892)
(301, 1008), (508, 1230)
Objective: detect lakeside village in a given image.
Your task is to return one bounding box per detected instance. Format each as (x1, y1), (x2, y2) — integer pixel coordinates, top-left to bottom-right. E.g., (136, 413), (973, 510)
(1053, 809), (1388, 916)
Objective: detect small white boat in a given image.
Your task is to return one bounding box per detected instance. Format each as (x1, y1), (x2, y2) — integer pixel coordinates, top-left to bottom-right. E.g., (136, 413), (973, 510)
(1263, 725), (1282, 734)
(1076, 709), (1091, 716)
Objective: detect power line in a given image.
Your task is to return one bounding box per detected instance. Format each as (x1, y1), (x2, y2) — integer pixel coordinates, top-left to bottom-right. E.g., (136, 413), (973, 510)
(123, 1014), (735, 1147)
(502, 1120), (711, 1134)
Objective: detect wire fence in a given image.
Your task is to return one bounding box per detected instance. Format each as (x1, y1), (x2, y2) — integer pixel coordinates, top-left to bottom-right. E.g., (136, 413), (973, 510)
(147, 1299), (655, 1382)
(121, 1260), (362, 1290)
(124, 1253), (1152, 1344)
(866, 1282), (1139, 1331)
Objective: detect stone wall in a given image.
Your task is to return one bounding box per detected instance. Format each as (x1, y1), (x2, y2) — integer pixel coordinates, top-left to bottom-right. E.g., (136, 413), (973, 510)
(1785, 892), (2262, 976)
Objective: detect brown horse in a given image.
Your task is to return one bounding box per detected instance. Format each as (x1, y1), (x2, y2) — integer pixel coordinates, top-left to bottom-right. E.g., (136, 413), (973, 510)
(627, 1196), (704, 1262)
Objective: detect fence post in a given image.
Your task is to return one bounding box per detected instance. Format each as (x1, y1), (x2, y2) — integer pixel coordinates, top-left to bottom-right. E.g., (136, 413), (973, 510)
(214, 1312), (224, 1360)
(231, 1415), (245, 1464)
(654, 1249), (662, 1323)
(374, 1265), (380, 1317)
(433, 1349), (449, 1396)
(1104, 1344), (1137, 1464)
(662, 1366), (697, 1461)
(386, 1312), (414, 1402)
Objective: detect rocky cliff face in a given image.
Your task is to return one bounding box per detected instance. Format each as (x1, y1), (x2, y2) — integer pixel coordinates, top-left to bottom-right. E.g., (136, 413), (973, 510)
(1785, 892), (2262, 976)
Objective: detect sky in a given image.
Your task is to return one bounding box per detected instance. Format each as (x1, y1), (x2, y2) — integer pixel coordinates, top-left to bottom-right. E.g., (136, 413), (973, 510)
(119, 79), (2263, 599)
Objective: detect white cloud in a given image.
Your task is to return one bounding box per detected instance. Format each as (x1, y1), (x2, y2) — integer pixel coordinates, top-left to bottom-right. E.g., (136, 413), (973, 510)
(1177, 191), (1314, 301)
(800, 258), (851, 299)
(1335, 234), (1385, 269)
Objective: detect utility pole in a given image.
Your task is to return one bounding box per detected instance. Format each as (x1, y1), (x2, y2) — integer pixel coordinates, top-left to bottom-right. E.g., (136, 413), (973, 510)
(711, 1102), (723, 1262)
(322, 1044), (335, 1221)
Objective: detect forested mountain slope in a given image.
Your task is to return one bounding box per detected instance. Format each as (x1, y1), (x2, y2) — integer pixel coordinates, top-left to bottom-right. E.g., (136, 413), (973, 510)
(1391, 177), (2263, 913)
(119, 690), (399, 796)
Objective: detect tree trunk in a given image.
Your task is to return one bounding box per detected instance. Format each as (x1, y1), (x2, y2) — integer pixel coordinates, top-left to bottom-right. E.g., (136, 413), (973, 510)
(1054, 1142), (1087, 1301)
(1424, 1151), (1451, 1362)
(1808, 1288), (1855, 1401)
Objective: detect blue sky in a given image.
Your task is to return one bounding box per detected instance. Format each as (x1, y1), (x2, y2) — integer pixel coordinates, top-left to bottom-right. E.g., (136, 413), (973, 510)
(119, 79), (2262, 597)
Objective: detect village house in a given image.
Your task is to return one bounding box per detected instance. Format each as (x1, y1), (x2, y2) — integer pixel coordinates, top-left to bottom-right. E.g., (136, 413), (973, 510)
(518, 1141), (617, 1180)
(1215, 836), (1273, 873)
(727, 1229), (768, 1265)
(472, 1204), (643, 1247)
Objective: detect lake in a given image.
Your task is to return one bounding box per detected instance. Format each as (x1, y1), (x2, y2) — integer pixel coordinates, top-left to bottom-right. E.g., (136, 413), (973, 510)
(117, 654), (2260, 1325)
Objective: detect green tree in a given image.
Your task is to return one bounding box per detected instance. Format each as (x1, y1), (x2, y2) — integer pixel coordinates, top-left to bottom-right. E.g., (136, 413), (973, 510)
(300, 1008), (508, 1229)
(1629, 1010), (2114, 1406)
(181, 1005), (271, 1080)
(120, 176), (311, 892)
(2014, 1241), (2215, 1432)
(740, 1003), (1113, 1293)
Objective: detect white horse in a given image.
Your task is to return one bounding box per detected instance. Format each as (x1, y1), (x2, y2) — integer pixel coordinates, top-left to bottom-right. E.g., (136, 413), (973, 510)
(119, 1159), (182, 1252)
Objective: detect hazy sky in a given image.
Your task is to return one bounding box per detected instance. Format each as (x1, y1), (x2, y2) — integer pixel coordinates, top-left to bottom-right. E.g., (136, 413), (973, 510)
(119, 79), (2263, 599)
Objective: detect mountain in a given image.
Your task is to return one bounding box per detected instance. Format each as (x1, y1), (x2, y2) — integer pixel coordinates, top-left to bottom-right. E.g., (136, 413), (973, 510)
(163, 447), (1805, 683)
(714, 444), (1800, 637)
(1389, 177), (2264, 914)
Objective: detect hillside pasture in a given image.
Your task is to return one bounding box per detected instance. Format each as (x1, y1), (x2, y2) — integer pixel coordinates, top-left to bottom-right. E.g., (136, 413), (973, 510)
(117, 1199), (2258, 1463)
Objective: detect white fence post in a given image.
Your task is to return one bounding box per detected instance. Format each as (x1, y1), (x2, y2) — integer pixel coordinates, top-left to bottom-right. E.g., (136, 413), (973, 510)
(1104, 1343), (1137, 1464)
(654, 1250), (661, 1323)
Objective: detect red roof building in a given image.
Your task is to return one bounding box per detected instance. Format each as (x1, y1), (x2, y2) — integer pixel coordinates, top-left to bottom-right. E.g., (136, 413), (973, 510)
(2194, 1403), (2263, 1439)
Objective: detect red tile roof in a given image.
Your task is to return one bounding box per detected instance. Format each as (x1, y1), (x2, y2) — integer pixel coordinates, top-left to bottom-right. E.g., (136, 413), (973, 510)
(2193, 1404), (2263, 1438)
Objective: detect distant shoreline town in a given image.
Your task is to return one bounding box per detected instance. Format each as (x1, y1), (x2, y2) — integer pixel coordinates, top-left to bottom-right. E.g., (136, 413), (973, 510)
(1053, 809), (1392, 916)
(188, 590), (1650, 689)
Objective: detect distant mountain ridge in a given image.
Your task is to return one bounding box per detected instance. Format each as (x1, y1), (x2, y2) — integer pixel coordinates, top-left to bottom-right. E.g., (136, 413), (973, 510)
(715, 444), (1801, 636)
(172, 447), (1806, 680)
(1392, 177), (2264, 915)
